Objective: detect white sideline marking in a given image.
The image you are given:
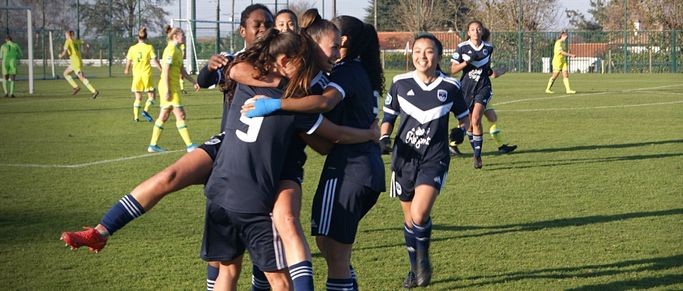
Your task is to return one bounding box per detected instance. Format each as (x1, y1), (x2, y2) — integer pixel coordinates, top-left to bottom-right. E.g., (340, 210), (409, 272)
(495, 84), (683, 106)
(0, 150), (183, 169)
(497, 100), (683, 112)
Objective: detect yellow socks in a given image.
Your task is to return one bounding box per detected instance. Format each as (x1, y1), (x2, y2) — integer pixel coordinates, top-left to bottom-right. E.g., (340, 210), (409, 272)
(144, 98), (154, 112)
(150, 121), (164, 146)
(546, 78), (555, 93)
(490, 123), (504, 146)
(82, 79), (96, 93)
(563, 78), (575, 93)
(64, 73), (78, 88)
(176, 120), (193, 146)
(133, 101), (141, 120)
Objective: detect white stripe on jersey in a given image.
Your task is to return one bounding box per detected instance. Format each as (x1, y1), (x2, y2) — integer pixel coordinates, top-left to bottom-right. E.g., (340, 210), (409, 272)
(383, 106), (398, 116)
(306, 114), (324, 135)
(397, 96), (453, 124)
(469, 55), (491, 68)
(325, 82), (346, 99)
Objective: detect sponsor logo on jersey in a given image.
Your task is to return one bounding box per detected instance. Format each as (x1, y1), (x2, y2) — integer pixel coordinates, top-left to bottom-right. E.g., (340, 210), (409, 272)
(437, 89), (448, 102)
(404, 126), (431, 149)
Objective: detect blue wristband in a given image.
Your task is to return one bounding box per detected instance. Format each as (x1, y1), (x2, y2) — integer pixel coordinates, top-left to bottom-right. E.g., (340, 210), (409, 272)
(246, 98), (282, 118)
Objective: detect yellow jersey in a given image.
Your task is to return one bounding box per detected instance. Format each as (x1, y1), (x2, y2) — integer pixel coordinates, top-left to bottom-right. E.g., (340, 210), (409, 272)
(64, 39), (83, 62)
(160, 42), (183, 92)
(553, 39), (566, 63)
(127, 43), (156, 77)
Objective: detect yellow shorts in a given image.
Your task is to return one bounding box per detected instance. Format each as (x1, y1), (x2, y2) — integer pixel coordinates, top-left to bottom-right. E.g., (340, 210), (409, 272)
(159, 85), (182, 109)
(131, 74), (155, 92)
(70, 59), (83, 74)
(552, 60), (568, 72)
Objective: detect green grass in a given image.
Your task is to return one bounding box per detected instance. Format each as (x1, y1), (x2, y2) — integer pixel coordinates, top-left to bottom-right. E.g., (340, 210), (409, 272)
(1, 66), (682, 290)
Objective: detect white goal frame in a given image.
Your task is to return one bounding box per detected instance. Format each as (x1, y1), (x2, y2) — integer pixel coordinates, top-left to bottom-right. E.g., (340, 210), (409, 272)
(0, 6), (33, 94)
(171, 18), (235, 74)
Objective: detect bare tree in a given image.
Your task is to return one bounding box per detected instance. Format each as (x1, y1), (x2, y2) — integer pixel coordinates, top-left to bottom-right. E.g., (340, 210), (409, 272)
(80, 0), (171, 38)
(394, 0), (453, 32)
(475, 0), (560, 31)
(287, 0), (317, 19)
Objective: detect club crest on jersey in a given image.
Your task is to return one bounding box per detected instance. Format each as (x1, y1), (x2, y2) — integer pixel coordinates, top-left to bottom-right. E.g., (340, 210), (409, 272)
(483, 49), (489, 56)
(384, 94), (392, 105)
(437, 89), (448, 102)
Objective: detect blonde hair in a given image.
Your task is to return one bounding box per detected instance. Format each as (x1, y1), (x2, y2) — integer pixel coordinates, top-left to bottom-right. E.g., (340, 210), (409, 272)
(164, 25), (183, 41)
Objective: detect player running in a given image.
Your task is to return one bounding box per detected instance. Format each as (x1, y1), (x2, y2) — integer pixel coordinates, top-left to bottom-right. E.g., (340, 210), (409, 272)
(146, 25), (200, 153)
(59, 30), (99, 99)
(381, 34), (469, 288)
(124, 27), (161, 122)
(450, 20), (494, 169)
(0, 36), (22, 98)
(449, 26), (517, 155)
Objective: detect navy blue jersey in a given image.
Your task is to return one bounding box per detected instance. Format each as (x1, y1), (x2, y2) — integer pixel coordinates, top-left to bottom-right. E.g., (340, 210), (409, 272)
(322, 60), (385, 192)
(283, 71), (330, 182)
(382, 71), (469, 161)
(450, 40), (494, 100)
(205, 83), (323, 214)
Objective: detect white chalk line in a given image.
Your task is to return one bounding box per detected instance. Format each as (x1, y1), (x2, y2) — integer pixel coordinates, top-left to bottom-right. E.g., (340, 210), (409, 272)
(496, 100), (683, 112)
(0, 150), (183, 169)
(494, 83), (683, 106)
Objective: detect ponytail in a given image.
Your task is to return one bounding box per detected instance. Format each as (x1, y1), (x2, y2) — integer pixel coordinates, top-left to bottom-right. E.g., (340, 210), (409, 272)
(137, 27), (148, 40)
(333, 16), (384, 96)
(301, 9), (339, 44)
(164, 25), (182, 41)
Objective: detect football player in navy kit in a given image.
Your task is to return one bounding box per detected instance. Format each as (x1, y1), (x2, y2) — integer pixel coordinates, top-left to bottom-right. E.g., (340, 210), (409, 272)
(205, 29), (381, 290)
(380, 34), (469, 288)
(242, 15), (385, 291)
(450, 20), (493, 169)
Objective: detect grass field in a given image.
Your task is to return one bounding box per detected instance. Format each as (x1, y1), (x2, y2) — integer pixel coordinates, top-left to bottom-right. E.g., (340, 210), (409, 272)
(1, 67), (682, 290)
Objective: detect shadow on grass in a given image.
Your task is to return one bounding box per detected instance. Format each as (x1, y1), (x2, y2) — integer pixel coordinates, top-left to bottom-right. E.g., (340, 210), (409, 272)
(432, 254), (683, 289)
(488, 152), (683, 171)
(358, 208), (683, 250)
(506, 139), (683, 155)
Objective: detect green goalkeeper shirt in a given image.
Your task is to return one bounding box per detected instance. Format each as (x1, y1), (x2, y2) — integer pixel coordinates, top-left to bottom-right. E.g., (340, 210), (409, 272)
(1, 41), (22, 61)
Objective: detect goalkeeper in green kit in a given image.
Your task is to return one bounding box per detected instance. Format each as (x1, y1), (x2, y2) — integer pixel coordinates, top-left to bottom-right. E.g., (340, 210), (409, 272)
(1, 36), (22, 98)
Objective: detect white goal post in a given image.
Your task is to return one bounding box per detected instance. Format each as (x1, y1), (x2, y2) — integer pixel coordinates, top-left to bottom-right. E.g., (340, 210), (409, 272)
(171, 18), (235, 74)
(0, 6), (33, 94)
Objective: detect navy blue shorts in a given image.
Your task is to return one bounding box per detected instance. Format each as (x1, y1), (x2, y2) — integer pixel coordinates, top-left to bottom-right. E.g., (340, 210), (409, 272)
(198, 132), (225, 161)
(465, 85), (492, 109)
(311, 169), (380, 244)
(200, 200), (286, 272)
(390, 156), (449, 202)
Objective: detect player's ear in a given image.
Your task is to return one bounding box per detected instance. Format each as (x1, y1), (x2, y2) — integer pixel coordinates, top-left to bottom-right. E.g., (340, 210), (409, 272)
(340, 35), (349, 48)
(239, 26), (247, 38)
